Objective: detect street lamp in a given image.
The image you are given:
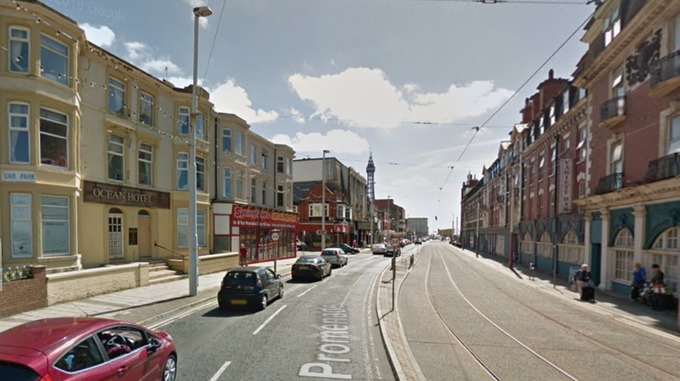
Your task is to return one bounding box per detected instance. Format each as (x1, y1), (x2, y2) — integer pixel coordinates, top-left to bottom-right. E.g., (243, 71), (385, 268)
(321, 150), (330, 250)
(189, 5), (212, 297)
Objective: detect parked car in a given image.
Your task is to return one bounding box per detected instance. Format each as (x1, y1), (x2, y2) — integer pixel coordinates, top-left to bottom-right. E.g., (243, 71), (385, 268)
(291, 255), (332, 281)
(217, 266), (283, 311)
(0, 317), (177, 381)
(330, 243), (359, 254)
(321, 248), (349, 268)
(415, 238), (422, 245)
(296, 239), (308, 251)
(385, 245), (401, 257)
(372, 243), (387, 254)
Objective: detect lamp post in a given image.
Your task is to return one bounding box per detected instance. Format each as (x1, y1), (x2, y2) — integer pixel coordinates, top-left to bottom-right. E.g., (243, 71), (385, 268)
(321, 150), (329, 250)
(189, 5), (212, 297)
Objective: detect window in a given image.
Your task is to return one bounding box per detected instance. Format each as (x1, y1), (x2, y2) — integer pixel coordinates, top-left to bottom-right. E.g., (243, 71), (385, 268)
(309, 203), (328, 218)
(40, 108), (68, 168)
(562, 90), (570, 115)
(222, 129), (232, 152)
(178, 107), (190, 135)
(177, 153), (188, 190)
(549, 106), (556, 126)
(277, 185), (284, 208)
(539, 117), (545, 135)
(577, 127), (587, 161)
(652, 227), (679, 251)
(551, 146), (557, 176)
(648, 227), (680, 294)
(9, 27), (29, 73)
(603, 2), (621, 46)
(223, 168), (232, 197)
(139, 92), (154, 126)
(613, 228), (633, 281)
(40, 35), (68, 85)
(41, 195), (69, 255)
(9, 102), (30, 164)
(108, 77), (126, 116)
(196, 112), (205, 140)
(669, 116), (680, 155)
(559, 231), (584, 265)
(262, 182), (267, 205)
(250, 144), (256, 164)
(108, 135), (124, 181)
(235, 169), (244, 198)
(612, 67), (624, 97)
(610, 141), (623, 174)
(196, 157), (205, 192)
(261, 150), (268, 170)
(563, 134), (571, 150)
(674, 16), (680, 52)
(176, 208), (206, 249)
(55, 337), (104, 372)
(277, 156), (284, 173)
(10, 193), (32, 258)
(138, 144), (152, 186)
(234, 131), (244, 155)
(536, 232), (552, 258)
(251, 178), (257, 203)
(286, 157), (292, 175)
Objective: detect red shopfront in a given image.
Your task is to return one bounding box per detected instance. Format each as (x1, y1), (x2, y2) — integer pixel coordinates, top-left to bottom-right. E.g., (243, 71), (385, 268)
(231, 205), (298, 264)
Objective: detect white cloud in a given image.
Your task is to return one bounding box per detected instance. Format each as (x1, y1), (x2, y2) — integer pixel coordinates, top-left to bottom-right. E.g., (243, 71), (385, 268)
(124, 41), (148, 60)
(210, 78), (278, 123)
(81, 23), (115, 47)
(270, 129), (369, 154)
(140, 59), (182, 76)
(288, 67), (513, 129)
(165, 76), (195, 88)
(289, 108), (305, 123)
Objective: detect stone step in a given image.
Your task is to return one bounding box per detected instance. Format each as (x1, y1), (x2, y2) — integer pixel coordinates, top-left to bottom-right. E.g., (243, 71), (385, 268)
(148, 262), (171, 272)
(148, 269), (180, 279)
(148, 274), (187, 285)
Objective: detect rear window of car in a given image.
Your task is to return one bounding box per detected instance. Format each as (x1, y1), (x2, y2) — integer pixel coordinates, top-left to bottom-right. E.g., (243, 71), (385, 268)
(224, 271), (257, 286)
(297, 257), (317, 263)
(321, 250), (337, 256)
(0, 361), (40, 381)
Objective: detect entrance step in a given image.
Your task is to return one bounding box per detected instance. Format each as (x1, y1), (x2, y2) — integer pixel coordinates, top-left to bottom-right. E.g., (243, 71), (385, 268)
(147, 260), (186, 285)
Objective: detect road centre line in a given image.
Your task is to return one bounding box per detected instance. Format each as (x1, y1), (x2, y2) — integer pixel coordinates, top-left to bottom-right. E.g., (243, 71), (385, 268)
(253, 305), (287, 335)
(208, 360), (232, 381)
(297, 285), (318, 297)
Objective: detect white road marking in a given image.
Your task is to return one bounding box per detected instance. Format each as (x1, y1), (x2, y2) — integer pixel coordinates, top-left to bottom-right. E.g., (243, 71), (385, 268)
(297, 285), (318, 297)
(253, 305), (287, 335)
(208, 360), (232, 381)
(148, 300), (217, 329)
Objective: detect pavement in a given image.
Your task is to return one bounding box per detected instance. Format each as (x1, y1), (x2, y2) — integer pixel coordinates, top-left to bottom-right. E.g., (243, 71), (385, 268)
(1, 244), (678, 381)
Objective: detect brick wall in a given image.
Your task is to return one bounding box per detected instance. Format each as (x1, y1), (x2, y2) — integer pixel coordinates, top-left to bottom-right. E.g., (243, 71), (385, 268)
(0, 266), (48, 318)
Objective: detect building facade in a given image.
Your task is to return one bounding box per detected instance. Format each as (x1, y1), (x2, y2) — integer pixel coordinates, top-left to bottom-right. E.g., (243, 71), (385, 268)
(407, 217), (429, 238)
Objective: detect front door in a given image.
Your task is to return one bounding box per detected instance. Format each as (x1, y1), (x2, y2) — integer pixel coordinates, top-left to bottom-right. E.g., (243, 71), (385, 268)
(591, 243), (602, 286)
(138, 213), (151, 258)
(108, 213), (124, 261)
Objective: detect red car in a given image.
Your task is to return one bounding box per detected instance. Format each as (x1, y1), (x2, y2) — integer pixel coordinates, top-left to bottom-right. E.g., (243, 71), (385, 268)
(0, 317), (177, 381)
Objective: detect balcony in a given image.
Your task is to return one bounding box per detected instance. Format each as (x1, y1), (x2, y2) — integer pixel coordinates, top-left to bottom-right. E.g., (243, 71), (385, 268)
(595, 172), (624, 195)
(650, 51), (680, 97)
(645, 152), (680, 183)
(599, 96), (626, 128)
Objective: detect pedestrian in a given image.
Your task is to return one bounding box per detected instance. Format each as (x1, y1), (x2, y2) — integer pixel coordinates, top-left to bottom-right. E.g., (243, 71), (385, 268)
(649, 264), (666, 310)
(630, 262), (646, 301)
(239, 244), (248, 266)
(574, 263), (595, 302)
(352, 239), (357, 248)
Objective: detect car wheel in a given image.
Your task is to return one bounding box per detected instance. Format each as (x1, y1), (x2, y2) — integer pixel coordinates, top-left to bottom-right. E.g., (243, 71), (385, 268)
(259, 294), (268, 310)
(163, 354), (177, 381)
(278, 285), (284, 299)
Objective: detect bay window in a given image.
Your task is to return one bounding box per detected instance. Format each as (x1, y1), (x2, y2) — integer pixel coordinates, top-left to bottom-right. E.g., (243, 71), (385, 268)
(10, 193), (32, 258)
(41, 196), (69, 255)
(196, 157), (205, 192)
(9, 27), (29, 73)
(222, 129), (231, 151)
(223, 168), (232, 197)
(9, 102), (30, 164)
(177, 153), (188, 190)
(139, 92), (154, 126)
(40, 34), (69, 86)
(178, 107), (190, 135)
(39, 108), (68, 168)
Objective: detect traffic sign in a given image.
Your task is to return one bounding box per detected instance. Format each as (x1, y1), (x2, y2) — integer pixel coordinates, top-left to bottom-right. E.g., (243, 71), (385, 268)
(271, 232), (280, 241)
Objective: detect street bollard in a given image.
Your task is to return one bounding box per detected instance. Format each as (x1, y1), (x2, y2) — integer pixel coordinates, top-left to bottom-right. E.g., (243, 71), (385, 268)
(409, 254), (414, 269)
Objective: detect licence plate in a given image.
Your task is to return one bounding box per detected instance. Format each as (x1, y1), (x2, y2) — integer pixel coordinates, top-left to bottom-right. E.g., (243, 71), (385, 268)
(298, 265), (308, 270)
(231, 299), (247, 305)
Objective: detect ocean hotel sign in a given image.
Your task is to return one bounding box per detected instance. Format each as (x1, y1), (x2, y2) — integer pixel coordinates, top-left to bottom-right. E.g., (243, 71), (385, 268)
(84, 181), (170, 209)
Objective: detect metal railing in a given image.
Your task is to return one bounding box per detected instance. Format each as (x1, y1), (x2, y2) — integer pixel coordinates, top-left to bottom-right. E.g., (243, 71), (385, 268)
(595, 172), (624, 194)
(651, 50), (680, 86)
(600, 96), (626, 122)
(645, 152), (680, 183)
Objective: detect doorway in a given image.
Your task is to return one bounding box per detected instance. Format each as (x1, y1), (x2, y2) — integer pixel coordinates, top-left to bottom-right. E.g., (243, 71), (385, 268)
(591, 243), (602, 286)
(138, 210), (151, 259)
(108, 209), (124, 261)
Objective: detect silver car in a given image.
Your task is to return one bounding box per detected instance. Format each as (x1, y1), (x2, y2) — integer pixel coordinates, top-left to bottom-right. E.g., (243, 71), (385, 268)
(321, 248), (348, 268)
(372, 243), (387, 255)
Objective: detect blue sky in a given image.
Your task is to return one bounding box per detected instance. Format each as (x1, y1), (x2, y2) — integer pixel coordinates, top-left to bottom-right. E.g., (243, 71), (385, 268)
(43, 0), (595, 233)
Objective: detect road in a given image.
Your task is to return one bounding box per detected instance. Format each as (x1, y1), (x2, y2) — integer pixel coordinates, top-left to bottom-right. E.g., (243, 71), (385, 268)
(400, 241), (680, 381)
(155, 251), (397, 380)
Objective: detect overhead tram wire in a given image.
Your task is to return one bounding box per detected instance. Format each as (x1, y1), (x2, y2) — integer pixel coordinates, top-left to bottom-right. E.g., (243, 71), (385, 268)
(201, 0), (227, 83)
(406, 0), (586, 4)
(436, 8), (594, 195)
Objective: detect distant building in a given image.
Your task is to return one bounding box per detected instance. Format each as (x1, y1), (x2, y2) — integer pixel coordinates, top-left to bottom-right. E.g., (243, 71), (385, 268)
(407, 218), (429, 238)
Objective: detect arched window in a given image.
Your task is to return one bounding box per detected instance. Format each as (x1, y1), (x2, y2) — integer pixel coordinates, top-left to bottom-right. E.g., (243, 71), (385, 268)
(613, 228), (633, 282)
(138, 210), (149, 216)
(537, 231), (552, 258)
(521, 233), (533, 257)
(559, 230), (583, 265)
(645, 227), (680, 296)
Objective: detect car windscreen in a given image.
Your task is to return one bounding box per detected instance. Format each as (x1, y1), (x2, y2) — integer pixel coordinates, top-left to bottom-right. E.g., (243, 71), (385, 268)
(0, 362), (40, 381)
(224, 271), (257, 286)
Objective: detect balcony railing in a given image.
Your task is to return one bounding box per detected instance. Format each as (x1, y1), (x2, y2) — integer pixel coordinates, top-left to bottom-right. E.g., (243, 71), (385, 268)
(599, 96), (626, 127)
(645, 152), (680, 183)
(595, 172), (624, 194)
(651, 50), (680, 87)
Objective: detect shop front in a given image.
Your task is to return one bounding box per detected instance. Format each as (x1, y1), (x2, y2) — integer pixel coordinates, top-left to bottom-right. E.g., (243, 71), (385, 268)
(213, 204), (298, 264)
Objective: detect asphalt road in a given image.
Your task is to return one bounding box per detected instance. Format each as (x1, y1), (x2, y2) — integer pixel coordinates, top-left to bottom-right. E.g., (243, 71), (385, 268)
(155, 252), (395, 380)
(400, 241), (680, 381)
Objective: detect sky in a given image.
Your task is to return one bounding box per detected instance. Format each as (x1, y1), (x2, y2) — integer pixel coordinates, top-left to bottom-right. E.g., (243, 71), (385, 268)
(41, 0), (596, 233)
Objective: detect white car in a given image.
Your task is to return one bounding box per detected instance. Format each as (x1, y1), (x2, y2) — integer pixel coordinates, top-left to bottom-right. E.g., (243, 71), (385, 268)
(372, 243), (387, 255)
(321, 248), (348, 267)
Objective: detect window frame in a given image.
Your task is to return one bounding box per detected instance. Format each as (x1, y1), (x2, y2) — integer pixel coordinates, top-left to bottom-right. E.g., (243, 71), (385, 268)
(9, 102), (30, 164)
(196, 111), (205, 140)
(234, 131), (244, 156)
(250, 144), (256, 164)
(138, 92), (154, 126)
(222, 129), (232, 152)
(261, 149), (268, 170)
(107, 135), (125, 182)
(108, 77), (127, 116)
(610, 140), (623, 174)
(10, 193), (32, 259)
(262, 181), (267, 205)
(251, 177), (257, 203)
(9, 26), (30, 73)
(41, 195), (70, 256)
(39, 34), (69, 86)
(178, 106), (190, 135)
(235, 169), (244, 199)
(196, 156), (205, 192)
(138, 143), (153, 186)
(39, 107), (68, 168)
(176, 153), (188, 190)
(669, 115), (680, 155)
(223, 167), (232, 198)
(277, 156), (284, 173)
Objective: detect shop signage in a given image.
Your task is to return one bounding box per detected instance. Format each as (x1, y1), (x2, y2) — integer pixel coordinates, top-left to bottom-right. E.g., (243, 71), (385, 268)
(232, 205), (298, 229)
(2, 171), (36, 182)
(559, 159), (573, 214)
(83, 181), (170, 209)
